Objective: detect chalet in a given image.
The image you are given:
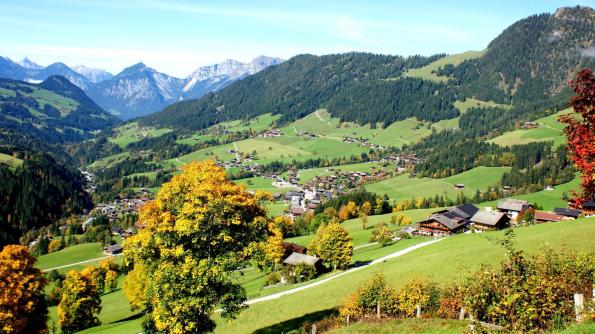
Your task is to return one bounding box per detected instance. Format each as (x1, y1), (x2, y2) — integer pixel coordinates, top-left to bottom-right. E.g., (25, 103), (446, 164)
(554, 207), (581, 219)
(523, 121), (538, 129)
(497, 199), (529, 221)
(416, 213), (467, 237)
(103, 244), (123, 255)
(282, 242), (306, 259)
(283, 252), (323, 271)
(535, 211), (566, 223)
(470, 210), (509, 231)
(454, 183), (465, 189)
(289, 206), (306, 220)
(415, 204), (479, 237)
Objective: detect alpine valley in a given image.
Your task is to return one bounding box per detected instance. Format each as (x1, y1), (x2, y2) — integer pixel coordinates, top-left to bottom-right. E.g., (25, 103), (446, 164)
(0, 5), (594, 334)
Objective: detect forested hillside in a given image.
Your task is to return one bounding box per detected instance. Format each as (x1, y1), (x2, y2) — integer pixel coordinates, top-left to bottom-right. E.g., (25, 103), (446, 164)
(140, 53), (446, 131)
(0, 154), (92, 247)
(0, 76), (120, 143)
(141, 6), (593, 133)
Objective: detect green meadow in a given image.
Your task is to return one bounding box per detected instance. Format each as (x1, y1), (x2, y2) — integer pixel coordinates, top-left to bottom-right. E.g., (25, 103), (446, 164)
(0, 152), (23, 168)
(108, 122), (172, 147)
(489, 109), (570, 147)
(365, 167), (510, 202)
(404, 50), (485, 82)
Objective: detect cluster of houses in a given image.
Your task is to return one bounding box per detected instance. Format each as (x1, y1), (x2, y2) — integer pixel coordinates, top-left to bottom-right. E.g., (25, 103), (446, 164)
(342, 136), (384, 149)
(259, 129), (283, 138)
(94, 198), (149, 221)
(414, 198), (591, 237)
(283, 188), (334, 220)
(297, 131), (317, 139)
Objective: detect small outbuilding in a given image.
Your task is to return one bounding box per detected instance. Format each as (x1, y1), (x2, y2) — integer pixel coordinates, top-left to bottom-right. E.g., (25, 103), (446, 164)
(103, 244), (123, 255)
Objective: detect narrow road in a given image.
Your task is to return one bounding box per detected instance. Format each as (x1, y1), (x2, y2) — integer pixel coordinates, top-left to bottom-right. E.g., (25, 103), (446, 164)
(41, 254), (122, 272)
(242, 238), (443, 306)
(232, 142), (241, 161)
(175, 157), (185, 166)
(543, 125), (562, 132)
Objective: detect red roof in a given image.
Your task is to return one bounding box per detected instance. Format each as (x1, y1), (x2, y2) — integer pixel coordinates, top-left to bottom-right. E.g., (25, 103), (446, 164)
(535, 211), (566, 222)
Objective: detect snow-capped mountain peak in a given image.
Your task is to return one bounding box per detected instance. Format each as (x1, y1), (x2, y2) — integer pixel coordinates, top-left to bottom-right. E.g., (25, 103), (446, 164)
(18, 57), (43, 70)
(72, 65), (113, 83)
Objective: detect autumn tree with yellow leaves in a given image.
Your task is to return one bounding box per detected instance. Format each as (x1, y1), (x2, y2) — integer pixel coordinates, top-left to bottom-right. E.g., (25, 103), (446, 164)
(309, 222), (353, 270)
(0, 245), (48, 334)
(58, 270), (102, 334)
(123, 161), (271, 334)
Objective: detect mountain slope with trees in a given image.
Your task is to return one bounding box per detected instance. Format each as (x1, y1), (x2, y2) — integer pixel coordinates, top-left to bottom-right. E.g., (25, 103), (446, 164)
(0, 76), (120, 143)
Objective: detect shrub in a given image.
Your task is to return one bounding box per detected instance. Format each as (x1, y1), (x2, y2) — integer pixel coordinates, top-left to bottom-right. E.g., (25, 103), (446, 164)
(437, 285), (465, 319)
(463, 232), (595, 332)
(265, 271), (280, 286)
(396, 278), (440, 317)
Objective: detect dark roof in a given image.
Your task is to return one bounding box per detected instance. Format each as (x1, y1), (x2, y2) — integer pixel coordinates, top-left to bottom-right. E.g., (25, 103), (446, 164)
(471, 211), (508, 226)
(104, 244), (122, 253)
(283, 252), (320, 266)
(583, 200), (595, 209)
(449, 204), (479, 219)
(554, 207), (581, 218)
(418, 213), (466, 231)
(282, 242), (306, 254)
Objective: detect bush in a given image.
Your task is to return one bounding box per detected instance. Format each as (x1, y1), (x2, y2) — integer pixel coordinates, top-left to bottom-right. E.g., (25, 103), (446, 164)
(265, 271), (281, 286)
(463, 232), (595, 332)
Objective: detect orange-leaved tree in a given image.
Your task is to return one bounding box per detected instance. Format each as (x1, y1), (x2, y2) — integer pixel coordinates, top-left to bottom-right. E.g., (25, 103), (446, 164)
(123, 160), (270, 333)
(559, 68), (595, 206)
(0, 245), (47, 334)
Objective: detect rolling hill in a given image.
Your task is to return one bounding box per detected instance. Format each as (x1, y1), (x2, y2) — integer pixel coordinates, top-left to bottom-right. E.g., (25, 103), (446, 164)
(0, 75), (120, 143)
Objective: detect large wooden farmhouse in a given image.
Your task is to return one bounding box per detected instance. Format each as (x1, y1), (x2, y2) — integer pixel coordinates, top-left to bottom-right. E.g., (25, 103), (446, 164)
(415, 204), (479, 237)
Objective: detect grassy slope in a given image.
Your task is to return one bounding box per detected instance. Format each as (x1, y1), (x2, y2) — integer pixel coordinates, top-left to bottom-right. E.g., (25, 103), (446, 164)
(365, 167), (510, 202)
(108, 122), (172, 148)
(36, 243), (104, 274)
(0, 152), (23, 168)
(212, 218), (594, 334)
(404, 51), (485, 82)
(489, 109), (570, 147)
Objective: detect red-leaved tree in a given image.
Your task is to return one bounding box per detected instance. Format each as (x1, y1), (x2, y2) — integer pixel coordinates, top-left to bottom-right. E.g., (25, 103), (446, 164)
(559, 68), (595, 207)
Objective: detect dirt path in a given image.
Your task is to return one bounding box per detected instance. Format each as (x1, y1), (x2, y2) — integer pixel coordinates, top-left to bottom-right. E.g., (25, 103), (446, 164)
(315, 110), (331, 126)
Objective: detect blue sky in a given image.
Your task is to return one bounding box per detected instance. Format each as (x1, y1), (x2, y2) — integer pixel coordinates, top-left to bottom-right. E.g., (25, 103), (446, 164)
(1, 0), (592, 77)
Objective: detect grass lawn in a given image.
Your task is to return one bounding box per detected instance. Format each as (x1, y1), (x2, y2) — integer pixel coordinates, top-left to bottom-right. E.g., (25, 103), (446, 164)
(297, 161), (394, 183)
(36, 243), (104, 272)
(64, 218), (594, 334)
(365, 167), (510, 202)
(0, 152), (23, 168)
(211, 217), (594, 333)
(87, 152), (130, 169)
(489, 109), (570, 147)
(328, 318), (467, 334)
(219, 113), (281, 132)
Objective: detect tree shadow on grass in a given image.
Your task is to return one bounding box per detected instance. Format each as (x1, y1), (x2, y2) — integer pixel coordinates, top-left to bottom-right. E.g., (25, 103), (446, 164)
(112, 312), (143, 324)
(252, 308), (338, 334)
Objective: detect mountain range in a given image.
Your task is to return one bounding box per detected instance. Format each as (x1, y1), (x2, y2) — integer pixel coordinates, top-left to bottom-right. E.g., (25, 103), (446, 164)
(0, 55), (283, 120)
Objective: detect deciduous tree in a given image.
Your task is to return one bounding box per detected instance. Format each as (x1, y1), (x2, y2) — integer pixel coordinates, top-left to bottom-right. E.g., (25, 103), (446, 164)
(316, 222), (353, 270)
(123, 263), (149, 311)
(58, 270), (102, 334)
(0, 245), (47, 334)
(123, 161), (270, 333)
(559, 68), (595, 206)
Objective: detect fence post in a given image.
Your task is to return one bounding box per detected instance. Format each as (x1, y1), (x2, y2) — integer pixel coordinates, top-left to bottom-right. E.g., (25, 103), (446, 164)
(346, 314), (350, 326)
(311, 323), (317, 334)
(459, 307), (465, 320)
(469, 315), (475, 332)
(416, 304), (421, 318)
(574, 293), (584, 322)
(377, 302), (381, 319)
